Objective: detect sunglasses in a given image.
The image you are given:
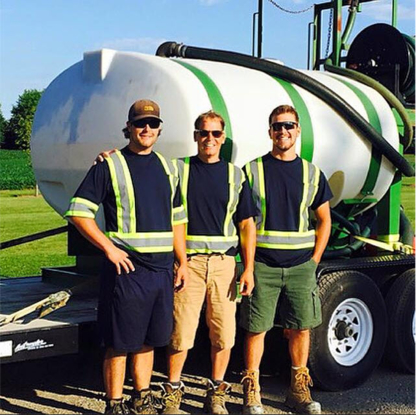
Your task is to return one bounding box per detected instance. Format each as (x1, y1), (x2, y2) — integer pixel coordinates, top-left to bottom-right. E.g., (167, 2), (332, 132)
(270, 121), (298, 131)
(196, 129), (224, 138)
(132, 118), (161, 129)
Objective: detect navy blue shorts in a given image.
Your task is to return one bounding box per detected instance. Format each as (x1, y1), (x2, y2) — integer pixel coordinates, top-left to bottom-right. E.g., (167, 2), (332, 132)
(97, 259), (174, 353)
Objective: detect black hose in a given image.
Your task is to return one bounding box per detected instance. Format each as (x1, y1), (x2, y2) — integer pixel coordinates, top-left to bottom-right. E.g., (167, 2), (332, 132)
(156, 42), (415, 177)
(323, 209), (376, 259)
(324, 62), (413, 150)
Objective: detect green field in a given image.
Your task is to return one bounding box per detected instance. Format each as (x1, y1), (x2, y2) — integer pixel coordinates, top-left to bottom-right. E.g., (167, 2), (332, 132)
(0, 152), (414, 278)
(401, 154), (415, 227)
(0, 150), (36, 190)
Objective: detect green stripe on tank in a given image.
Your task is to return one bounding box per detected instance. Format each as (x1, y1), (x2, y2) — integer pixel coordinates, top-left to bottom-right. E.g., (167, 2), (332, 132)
(173, 60), (233, 162)
(271, 77), (314, 162)
(329, 75), (382, 196)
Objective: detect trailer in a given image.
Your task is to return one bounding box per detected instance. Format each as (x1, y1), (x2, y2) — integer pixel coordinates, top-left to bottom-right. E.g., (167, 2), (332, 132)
(1, 0), (414, 392)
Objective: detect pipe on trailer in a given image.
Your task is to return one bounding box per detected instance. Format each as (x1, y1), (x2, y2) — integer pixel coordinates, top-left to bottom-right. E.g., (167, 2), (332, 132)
(156, 42), (415, 177)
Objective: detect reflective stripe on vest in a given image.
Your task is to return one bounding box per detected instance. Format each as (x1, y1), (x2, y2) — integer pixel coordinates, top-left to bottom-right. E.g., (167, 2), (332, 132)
(175, 157), (243, 254)
(105, 150), (177, 253)
(65, 197), (99, 219)
(246, 157), (320, 250)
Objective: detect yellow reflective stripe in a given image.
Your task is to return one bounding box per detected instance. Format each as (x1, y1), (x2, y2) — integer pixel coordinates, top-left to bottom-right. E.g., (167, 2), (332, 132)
(106, 231), (174, 251)
(173, 205), (187, 224)
(65, 197), (99, 218)
(245, 162), (253, 188)
(116, 151), (136, 233)
(223, 164), (235, 236)
(187, 248), (229, 254)
(187, 235), (239, 242)
(107, 231), (173, 238)
(257, 158), (266, 232)
(186, 235), (239, 254)
(181, 157), (190, 215)
(126, 246), (173, 253)
(106, 154), (123, 232)
(155, 152), (176, 194)
(173, 217), (188, 226)
(257, 242), (316, 249)
(312, 166), (320, 190)
(259, 229), (316, 237)
(70, 197), (99, 212)
(173, 205), (185, 214)
(65, 210), (95, 219)
(299, 159), (309, 232)
(155, 152), (177, 224)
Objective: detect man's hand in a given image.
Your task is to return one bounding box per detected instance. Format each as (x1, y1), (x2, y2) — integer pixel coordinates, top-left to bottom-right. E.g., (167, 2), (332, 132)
(105, 245), (135, 275)
(239, 269), (255, 296)
(174, 263), (188, 293)
(93, 149), (116, 165)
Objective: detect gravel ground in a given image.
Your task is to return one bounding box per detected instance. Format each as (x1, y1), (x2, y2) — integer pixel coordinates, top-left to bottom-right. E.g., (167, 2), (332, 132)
(1, 344), (414, 414)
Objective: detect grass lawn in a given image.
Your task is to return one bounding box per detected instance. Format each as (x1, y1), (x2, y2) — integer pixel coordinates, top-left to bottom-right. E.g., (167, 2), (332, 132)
(402, 154), (415, 230)
(0, 189), (75, 278)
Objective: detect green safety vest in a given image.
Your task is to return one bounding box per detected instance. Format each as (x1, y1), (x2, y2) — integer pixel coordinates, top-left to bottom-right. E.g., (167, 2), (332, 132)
(66, 150), (186, 254)
(174, 157), (244, 254)
(245, 157), (320, 250)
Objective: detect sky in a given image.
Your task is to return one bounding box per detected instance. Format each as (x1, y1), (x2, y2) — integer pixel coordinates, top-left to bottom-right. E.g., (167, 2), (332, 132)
(1, 0), (415, 119)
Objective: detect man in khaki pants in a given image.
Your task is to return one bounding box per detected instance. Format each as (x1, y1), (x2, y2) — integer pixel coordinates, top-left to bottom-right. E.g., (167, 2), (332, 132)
(160, 110), (257, 414)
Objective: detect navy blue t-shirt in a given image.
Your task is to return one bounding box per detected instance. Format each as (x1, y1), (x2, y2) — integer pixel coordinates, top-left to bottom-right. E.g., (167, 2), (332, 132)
(72, 146), (182, 271)
(186, 156), (256, 256)
(250, 153), (333, 267)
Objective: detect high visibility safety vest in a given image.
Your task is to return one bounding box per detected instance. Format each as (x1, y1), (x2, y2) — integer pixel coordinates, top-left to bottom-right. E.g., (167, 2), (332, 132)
(66, 150), (187, 254)
(245, 157), (320, 250)
(174, 157), (244, 254)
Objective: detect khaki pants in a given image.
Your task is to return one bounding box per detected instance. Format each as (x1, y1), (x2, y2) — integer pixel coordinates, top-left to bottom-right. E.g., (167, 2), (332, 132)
(170, 254), (237, 351)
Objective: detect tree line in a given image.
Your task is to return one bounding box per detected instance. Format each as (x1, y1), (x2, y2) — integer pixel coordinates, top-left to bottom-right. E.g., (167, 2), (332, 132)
(0, 89), (43, 151)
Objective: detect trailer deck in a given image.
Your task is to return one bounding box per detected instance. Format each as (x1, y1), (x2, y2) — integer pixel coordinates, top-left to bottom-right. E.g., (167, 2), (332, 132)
(0, 275), (98, 363)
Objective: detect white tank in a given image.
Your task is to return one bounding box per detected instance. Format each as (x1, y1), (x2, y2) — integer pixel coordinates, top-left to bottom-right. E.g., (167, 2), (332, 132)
(31, 49), (399, 220)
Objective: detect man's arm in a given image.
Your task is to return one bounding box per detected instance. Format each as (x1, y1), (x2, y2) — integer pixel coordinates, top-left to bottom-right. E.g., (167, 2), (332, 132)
(70, 217), (135, 275)
(173, 223), (188, 292)
(238, 217), (256, 296)
(312, 201), (331, 264)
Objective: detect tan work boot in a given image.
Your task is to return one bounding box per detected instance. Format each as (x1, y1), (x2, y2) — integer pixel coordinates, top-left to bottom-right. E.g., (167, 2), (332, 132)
(130, 388), (158, 414)
(285, 367), (321, 414)
(241, 370), (265, 414)
(160, 382), (188, 414)
(203, 379), (232, 414)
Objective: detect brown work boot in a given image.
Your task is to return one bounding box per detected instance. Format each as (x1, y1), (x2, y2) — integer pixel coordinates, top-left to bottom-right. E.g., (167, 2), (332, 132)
(130, 388), (158, 414)
(203, 379), (231, 414)
(285, 367), (321, 414)
(241, 370), (265, 414)
(160, 381), (188, 414)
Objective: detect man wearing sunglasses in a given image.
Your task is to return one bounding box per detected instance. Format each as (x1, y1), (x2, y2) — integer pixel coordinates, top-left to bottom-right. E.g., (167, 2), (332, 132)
(159, 110), (257, 415)
(240, 105), (332, 415)
(66, 99), (188, 415)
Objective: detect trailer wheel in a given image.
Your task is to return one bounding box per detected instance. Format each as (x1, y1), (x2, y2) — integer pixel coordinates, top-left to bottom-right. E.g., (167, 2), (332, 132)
(384, 268), (415, 374)
(309, 271), (387, 391)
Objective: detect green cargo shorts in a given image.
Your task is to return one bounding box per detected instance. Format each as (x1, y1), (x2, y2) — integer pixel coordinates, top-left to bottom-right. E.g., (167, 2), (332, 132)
(240, 259), (321, 332)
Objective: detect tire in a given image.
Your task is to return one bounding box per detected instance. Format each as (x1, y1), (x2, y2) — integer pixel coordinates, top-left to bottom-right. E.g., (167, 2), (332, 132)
(384, 268), (415, 373)
(309, 271), (387, 391)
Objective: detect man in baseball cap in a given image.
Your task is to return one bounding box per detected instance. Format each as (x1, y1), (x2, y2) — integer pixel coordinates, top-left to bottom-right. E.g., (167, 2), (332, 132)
(66, 98), (188, 415)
